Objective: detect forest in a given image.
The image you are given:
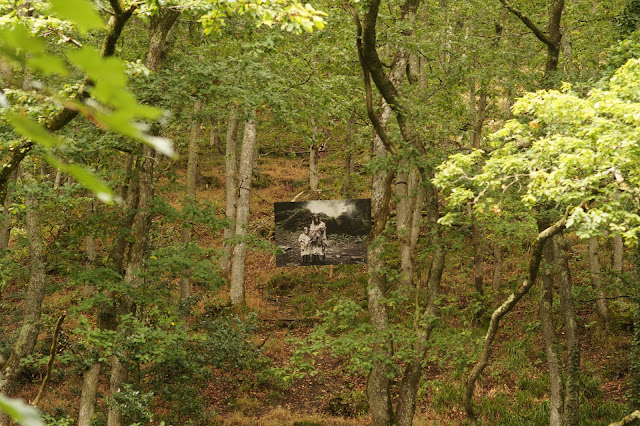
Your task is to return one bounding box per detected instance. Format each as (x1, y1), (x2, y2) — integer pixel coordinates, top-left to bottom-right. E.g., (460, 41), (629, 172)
(1, 0), (640, 425)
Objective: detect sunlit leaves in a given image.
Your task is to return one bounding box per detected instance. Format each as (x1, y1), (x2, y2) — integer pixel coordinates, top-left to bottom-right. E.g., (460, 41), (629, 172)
(198, 0), (327, 35)
(48, 0), (103, 34)
(435, 59), (640, 244)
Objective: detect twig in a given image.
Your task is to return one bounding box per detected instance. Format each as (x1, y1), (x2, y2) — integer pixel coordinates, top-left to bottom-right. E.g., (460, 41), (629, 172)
(32, 312), (66, 407)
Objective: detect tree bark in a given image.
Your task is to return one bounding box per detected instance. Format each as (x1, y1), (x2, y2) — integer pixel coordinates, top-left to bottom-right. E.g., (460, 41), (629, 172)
(491, 244), (503, 307)
(309, 118), (319, 192)
(78, 362), (101, 426)
(220, 106), (240, 279)
(464, 215), (568, 421)
(341, 113), (355, 198)
(107, 9), (178, 423)
(0, 168), (47, 397)
(366, 103), (395, 426)
(180, 98), (203, 322)
(611, 233), (623, 296)
(106, 356), (127, 426)
(394, 181), (444, 426)
(538, 220), (563, 426)
(554, 235), (580, 426)
(230, 114), (257, 305)
(0, 169), (16, 250)
(588, 236), (610, 328)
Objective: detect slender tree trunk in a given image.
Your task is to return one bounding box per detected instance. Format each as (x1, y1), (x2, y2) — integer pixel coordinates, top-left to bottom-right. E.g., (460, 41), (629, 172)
(396, 163), (413, 290)
(109, 157), (141, 274)
(180, 99), (203, 322)
(468, 203), (483, 294)
(341, 113), (355, 198)
(555, 235), (580, 426)
(209, 116), (222, 153)
(611, 233), (623, 296)
(589, 236), (610, 328)
(0, 169), (47, 397)
(538, 221), (563, 426)
(491, 244), (503, 306)
(230, 114), (257, 305)
(0, 169), (16, 250)
(309, 119), (319, 192)
(220, 106), (240, 279)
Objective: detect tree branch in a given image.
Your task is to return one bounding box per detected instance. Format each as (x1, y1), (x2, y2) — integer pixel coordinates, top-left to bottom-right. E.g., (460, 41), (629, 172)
(464, 212), (568, 421)
(497, 0), (553, 47)
(32, 312), (66, 407)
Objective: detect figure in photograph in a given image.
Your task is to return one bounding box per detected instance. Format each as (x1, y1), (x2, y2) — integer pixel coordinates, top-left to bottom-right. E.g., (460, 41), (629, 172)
(298, 226), (311, 264)
(309, 215), (327, 263)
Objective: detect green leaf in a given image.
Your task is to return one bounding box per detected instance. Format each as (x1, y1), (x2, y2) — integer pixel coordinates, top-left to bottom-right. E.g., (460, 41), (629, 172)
(65, 164), (114, 203)
(7, 113), (65, 148)
(0, 395), (44, 426)
(48, 0), (103, 34)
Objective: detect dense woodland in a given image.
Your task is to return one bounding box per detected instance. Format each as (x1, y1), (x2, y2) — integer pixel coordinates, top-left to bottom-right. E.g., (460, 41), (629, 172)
(1, 0), (640, 425)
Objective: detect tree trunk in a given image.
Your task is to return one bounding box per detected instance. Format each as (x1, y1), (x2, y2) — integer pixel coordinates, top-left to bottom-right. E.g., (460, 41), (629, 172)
(180, 98), (203, 322)
(78, 362), (101, 426)
(220, 106), (240, 279)
(209, 116), (222, 153)
(468, 203), (483, 294)
(394, 181), (444, 426)
(230, 114), (257, 305)
(538, 220), (563, 426)
(0, 169), (16, 250)
(611, 233), (623, 296)
(309, 139), (319, 192)
(341, 113), (355, 198)
(464, 216), (568, 421)
(106, 356), (127, 426)
(491, 244), (503, 307)
(366, 104), (395, 426)
(589, 236), (610, 328)
(0, 168), (47, 397)
(554, 235), (580, 426)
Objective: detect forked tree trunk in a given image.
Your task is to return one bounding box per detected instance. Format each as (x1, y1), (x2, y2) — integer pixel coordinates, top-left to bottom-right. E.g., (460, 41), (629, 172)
(230, 114), (257, 305)
(555, 235), (580, 426)
(394, 181), (444, 426)
(180, 98), (204, 322)
(220, 106), (240, 279)
(538, 221), (563, 426)
(106, 10), (178, 420)
(464, 216), (567, 421)
(396, 167), (421, 290)
(589, 236), (610, 328)
(0, 168), (47, 398)
(108, 146), (157, 426)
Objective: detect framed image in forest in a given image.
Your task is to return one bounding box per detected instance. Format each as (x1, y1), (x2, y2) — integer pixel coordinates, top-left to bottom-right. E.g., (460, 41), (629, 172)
(274, 199), (371, 267)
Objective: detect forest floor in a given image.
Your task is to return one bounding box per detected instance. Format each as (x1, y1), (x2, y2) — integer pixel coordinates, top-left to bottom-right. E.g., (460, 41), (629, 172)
(0, 149), (635, 425)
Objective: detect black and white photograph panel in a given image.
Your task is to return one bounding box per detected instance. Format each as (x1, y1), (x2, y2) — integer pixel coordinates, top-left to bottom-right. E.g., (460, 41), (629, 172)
(274, 199), (371, 267)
